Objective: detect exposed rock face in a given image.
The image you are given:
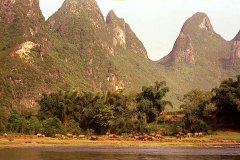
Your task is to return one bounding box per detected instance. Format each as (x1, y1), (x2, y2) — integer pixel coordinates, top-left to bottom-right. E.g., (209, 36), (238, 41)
(181, 12), (214, 34)
(161, 32), (195, 65)
(0, 0), (53, 110)
(230, 30), (240, 59)
(106, 10), (126, 49)
(0, 0), (16, 23)
(107, 73), (125, 91)
(0, 0), (43, 29)
(233, 30), (240, 41)
(197, 15), (213, 32)
(47, 0), (106, 42)
(125, 23), (148, 58)
(47, 0), (126, 91)
(0, 0), (49, 55)
(12, 41), (39, 64)
(157, 12), (239, 106)
(226, 30), (240, 68)
(106, 10), (148, 58)
(26, 0), (41, 17)
(230, 41), (240, 59)
(159, 12), (222, 66)
(47, 1), (152, 92)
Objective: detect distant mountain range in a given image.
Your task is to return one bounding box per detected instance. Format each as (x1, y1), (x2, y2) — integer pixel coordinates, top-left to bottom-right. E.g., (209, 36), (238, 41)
(0, 0), (239, 110)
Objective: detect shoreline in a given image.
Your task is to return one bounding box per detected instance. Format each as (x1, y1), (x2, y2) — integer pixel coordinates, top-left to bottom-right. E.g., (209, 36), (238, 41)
(1, 131), (240, 149)
(1, 137), (240, 149)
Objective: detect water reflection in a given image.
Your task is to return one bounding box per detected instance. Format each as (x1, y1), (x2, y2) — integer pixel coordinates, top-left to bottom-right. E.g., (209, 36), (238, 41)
(0, 147), (240, 160)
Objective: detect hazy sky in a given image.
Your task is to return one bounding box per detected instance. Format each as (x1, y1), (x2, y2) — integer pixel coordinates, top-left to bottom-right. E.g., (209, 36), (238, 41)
(39, 0), (240, 60)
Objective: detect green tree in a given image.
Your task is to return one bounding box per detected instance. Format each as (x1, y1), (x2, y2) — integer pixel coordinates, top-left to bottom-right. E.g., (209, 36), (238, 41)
(42, 117), (65, 137)
(212, 75), (240, 129)
(8, 110), (25, 133)
(180, 89), (213, 132)
(136, 81), (172, 123)
(66, 119), (81, 134)
(38, 90), (82, 126)
(0, 107), (8, 132)
(28, 116), (43, 134)
(83, 96), (114, 133)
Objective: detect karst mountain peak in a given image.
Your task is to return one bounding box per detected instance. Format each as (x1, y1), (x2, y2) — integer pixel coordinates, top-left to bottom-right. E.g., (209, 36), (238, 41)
(0, 1), (239, 110)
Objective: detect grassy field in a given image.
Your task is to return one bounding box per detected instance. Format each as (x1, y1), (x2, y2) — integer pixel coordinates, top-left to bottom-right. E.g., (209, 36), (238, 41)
(0, 131), (239, 148)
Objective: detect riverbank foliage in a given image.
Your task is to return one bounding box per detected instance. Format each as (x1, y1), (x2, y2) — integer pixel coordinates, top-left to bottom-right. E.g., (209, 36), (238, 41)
(0, 75), (239, 136)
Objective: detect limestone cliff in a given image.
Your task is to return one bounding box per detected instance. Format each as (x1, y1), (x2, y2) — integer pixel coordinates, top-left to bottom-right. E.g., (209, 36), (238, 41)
(106, 10), (148, 58)
(225, 30), (240, 69)
(230, 30), (240, 59)
(159, 12), (227, 66)
(47, 0), (150, 92)
(0, 0), (50, 57)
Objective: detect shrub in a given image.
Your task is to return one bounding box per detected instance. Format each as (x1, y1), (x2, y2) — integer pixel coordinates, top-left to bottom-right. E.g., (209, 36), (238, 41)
(159, 123), (182, 136)
(85, 129), (94, 136)
(145, 123), (162, 133)
(66, 119), (81, 134)
(42, 117), (65, 137)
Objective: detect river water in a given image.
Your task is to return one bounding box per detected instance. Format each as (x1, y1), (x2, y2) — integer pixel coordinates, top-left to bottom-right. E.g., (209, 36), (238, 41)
(0, 147), (240, 160)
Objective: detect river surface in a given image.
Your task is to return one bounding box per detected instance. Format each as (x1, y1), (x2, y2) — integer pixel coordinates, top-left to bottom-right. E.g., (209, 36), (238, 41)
(0, 147), (240, 160)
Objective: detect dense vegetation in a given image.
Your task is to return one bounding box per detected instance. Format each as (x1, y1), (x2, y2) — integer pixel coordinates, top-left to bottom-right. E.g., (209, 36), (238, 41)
(0, 75), (239, 136)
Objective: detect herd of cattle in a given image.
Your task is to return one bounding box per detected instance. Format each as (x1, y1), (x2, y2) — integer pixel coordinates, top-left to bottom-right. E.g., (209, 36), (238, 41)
(175, 132), (204, 139)
(35, 132), (204, 141)
(1, 132), (204, 141)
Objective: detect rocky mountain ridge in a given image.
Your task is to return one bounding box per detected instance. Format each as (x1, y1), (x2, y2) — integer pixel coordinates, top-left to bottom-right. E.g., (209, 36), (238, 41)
(0, 0), (239, 110)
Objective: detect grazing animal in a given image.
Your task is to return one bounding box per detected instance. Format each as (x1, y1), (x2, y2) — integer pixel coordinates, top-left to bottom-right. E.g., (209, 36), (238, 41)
(134, 135), (145, 141)
(37, 133), (44, 137)
(176, 134), (181, 139)
(128, 134), (134, 138)
(187, 133), (193, 138)
(3, 133), (8, 138)
(90, 136), (98, 140)
(78, 135), (85, 138)
(139, 135), (145, 141)
(194, 132), (199, 137)
(179, 132), (184, 136)
(134, 136), (139, 140)
(55, 134), (62, 139)
(108, 134), (118, 138)
(150, 133), (156, 137)
(198, 132), (203, 137)
(67, 133), (73, 138)
(155, 134), (162, 139)
(147, 136), (155, 141)
(73, 135), (77, 138)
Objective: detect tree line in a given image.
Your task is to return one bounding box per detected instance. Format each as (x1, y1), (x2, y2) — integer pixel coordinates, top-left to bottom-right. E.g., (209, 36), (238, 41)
(0, 75), (239, 136)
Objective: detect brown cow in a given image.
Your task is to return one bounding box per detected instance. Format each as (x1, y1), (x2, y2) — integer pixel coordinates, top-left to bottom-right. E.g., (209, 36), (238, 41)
(147, 136), (155, 141)
(198, 132), (204, 137)
(3, 133), (8, 138)
(194, 133), (199, 137)
(37, 133), (45, 138)
(150, 133), (156, 137)
(134, 135), (144, 141)
(187, 133), (193, 138)
(55, 134), (62, 139)
(78, 135), (85, 139)
(90, 136), (98, 140)
(67, 133), (73, 138)
(155, 134), (163, 139)
(108, 134), (118, 138)
(176, 134), (181, 139)
(73, 135), (77, 138)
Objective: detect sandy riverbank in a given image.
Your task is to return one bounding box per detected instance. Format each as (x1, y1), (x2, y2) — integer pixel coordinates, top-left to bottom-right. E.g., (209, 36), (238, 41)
(0, 131), (240, 148)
